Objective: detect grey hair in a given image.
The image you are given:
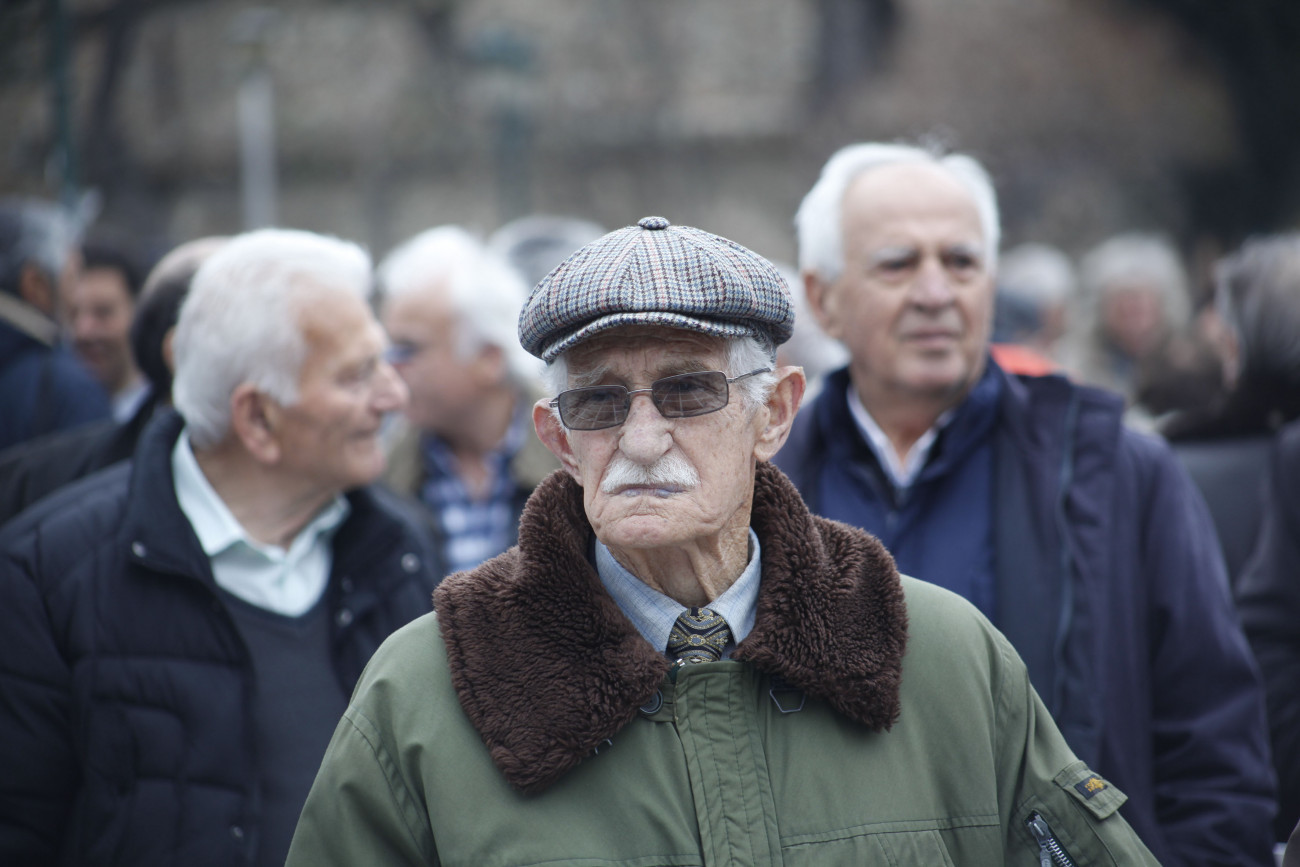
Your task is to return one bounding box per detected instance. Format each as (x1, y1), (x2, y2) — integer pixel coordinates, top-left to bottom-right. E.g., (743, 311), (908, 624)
(172, 229), (372, 449)
(378, 225), (542, 386)
(543, 333), (777, 428)
(997, 243), (1077, 307)
(487, 214), (606, 289)
(1215, 231), (1300, 384)
(0, 198), (81, 297)
(1079, 232), (1191, 332)
(777, 261), (850, 382)
(795, 142), (1001, 283)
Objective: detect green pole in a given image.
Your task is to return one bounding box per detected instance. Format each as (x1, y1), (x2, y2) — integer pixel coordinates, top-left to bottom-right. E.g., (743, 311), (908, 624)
(48, 0), (78, 207)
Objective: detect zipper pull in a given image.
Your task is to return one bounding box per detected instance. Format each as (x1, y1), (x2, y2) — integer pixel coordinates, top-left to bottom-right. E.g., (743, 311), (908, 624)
(1025, 812), (1077, 867)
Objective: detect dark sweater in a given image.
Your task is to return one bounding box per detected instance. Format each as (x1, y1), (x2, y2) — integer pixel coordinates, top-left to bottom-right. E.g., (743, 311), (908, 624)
(223, 593), (348, 867)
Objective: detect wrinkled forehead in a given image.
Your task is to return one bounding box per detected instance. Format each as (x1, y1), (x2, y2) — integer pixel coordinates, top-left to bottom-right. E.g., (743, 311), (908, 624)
(563, 325), (729, 378)
(846, 163), (986, 240)
(296, 283), (377, 349)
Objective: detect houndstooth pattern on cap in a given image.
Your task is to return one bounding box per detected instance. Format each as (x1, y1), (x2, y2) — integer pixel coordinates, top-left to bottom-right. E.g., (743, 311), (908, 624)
(517, 217), (795, 362)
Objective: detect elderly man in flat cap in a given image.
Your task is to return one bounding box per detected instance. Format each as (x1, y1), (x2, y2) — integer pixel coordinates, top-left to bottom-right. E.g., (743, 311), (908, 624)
(286, 217), (1156, 866)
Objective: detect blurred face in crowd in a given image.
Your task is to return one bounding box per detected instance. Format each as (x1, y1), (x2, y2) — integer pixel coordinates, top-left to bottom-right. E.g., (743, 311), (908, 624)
(382, 284), (504, 437)
(65, 265), (140, 394)
(1100, 282), (1166, 360)
(269, 288), (408, 495)
(806, 161), (994, 414)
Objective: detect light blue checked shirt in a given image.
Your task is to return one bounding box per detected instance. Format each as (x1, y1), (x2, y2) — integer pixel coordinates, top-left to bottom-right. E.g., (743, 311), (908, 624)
(420, 408), (530, 575)
(595, 529), (762, 659)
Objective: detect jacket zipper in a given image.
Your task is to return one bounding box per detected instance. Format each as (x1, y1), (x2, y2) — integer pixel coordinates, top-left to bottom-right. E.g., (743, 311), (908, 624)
(1025, 812), (1077, 867)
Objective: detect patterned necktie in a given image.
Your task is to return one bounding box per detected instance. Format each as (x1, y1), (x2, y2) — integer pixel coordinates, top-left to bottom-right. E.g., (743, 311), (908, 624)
(667, 607), (732, 664)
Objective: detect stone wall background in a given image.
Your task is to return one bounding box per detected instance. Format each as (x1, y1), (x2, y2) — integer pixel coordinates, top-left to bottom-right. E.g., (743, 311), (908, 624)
(1, 0), (1291, 279)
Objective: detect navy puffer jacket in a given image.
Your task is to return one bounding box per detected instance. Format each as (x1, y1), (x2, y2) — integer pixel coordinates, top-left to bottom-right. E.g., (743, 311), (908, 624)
(0, 410), (438, 866)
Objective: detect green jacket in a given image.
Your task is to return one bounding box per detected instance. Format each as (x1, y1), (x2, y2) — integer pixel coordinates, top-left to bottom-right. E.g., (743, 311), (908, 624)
(288, 464), (1158, 866)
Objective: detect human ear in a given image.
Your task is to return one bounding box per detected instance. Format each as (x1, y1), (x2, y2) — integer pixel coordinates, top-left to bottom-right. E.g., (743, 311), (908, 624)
(18, 263), (56, 318)
(230, 385), (281, 463)
(803, 271), (844, 341)
(533, 398), (582, 482)
(753, 365), (806, 463)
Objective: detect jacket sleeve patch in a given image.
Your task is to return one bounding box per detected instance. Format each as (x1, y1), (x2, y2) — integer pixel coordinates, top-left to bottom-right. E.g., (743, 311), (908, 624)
(1074, 775), (1108, 799)
(1054, 761), (1126, 820)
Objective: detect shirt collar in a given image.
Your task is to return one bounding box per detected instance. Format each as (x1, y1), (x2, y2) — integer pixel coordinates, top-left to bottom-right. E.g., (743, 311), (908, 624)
(596, 528), (762, 658)
(846, 384), (954, 490)
(171, 430), (350, 559)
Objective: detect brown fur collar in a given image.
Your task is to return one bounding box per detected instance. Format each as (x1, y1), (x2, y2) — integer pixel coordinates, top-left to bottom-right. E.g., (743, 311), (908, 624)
(434, 461), (908, 794)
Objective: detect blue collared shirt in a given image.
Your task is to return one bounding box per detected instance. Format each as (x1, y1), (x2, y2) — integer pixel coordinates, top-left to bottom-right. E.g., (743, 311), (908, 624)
(172, 431), (350, 617)
(595, 529), (762, 659)
(419, 406), (529, 575)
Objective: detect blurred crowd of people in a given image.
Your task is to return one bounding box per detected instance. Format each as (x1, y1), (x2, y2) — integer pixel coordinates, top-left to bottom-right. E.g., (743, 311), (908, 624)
(1, 139), (1298, 865)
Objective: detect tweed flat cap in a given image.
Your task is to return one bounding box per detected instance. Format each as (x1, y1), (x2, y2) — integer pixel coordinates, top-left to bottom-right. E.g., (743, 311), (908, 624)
(518, 216), (795, 362)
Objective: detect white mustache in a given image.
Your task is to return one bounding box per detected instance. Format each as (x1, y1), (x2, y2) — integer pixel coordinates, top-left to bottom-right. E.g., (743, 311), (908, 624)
(601, 452), (700, 494)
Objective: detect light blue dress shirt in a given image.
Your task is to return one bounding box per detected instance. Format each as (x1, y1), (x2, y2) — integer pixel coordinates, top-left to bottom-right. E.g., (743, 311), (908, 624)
(171, 431), (350, 617)
(596, 529), (762, 659)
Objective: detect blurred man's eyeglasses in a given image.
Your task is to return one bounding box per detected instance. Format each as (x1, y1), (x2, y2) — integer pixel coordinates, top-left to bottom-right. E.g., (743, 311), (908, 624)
(383, 342), (425, 366)
(550, 368), (770, 431)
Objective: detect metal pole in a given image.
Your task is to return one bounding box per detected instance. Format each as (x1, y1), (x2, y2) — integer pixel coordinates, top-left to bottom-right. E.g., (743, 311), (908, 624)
(47, 0), (78, 207)
(238, 65), (277, 228)
(232, 8), (279, 229)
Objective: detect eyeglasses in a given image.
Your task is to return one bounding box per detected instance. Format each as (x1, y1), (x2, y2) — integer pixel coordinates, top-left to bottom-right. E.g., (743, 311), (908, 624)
(550, 368), (771, 431)
(383, 342), (425, 366)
